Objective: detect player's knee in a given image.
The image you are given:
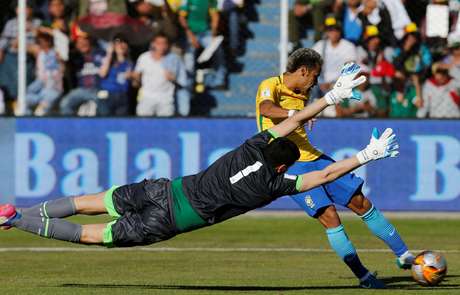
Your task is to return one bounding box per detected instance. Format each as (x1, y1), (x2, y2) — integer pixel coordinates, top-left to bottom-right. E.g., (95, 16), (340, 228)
(317, 206), (341, 228)
(80, 225), (104, 244)
(348, 194), (372, 216)
(74, 192), (106, 215)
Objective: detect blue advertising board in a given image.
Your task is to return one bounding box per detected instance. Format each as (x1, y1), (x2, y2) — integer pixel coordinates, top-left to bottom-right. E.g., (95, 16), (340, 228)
(4, 118), (460, 211)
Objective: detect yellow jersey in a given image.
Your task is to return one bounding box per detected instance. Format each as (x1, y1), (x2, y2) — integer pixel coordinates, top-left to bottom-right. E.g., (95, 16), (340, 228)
(255, 75), (322, 162)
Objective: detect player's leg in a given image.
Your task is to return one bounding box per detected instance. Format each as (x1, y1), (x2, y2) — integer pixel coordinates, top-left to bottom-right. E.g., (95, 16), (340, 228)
(19, 190), (110, 218)
(288, 160), (383, 288)
(0, 181), (158, 246)
(316, 205), (374, 280)
(347, 193), (415, 269)
(0, 203), (87, 243)
(1, 202), (137, 246)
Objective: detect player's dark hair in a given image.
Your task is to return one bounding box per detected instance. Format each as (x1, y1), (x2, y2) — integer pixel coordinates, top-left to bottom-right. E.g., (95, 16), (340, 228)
(263, 137), (300, 170)
(286, 48), (323, 73)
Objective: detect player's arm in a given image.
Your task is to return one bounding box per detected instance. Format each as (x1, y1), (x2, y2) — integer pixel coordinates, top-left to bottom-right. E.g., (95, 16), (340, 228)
(269, 62), (367, 138)
(257, 79), (294, 119)
(298, 128), (399, 192)
(259, 100), (292, 119)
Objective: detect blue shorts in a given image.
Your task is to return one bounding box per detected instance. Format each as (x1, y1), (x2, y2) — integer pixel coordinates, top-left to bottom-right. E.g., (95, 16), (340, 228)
(287, 154), (364, 218)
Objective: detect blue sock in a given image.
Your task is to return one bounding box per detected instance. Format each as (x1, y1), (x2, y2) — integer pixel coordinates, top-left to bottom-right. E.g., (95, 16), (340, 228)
(326, 225), (369, 280)
(361, 205), (408, 257)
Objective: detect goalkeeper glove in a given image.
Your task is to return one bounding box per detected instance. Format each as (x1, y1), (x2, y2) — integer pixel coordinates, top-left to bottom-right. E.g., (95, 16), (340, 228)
(325, 62), (367, 105)
(357, 128), (399, 164)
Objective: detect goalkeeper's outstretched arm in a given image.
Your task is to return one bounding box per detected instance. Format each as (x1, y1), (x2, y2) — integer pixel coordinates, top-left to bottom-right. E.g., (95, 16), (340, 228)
(297, 128), (399, 192)
(268, 97), (329, 138)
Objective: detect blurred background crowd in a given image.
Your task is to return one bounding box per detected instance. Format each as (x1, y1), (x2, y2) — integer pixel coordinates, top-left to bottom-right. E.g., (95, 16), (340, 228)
(0, 0), (459, 118)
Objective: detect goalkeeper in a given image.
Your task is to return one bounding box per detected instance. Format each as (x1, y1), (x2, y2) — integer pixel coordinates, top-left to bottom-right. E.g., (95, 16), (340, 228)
(2, 71), (395, 285)
(256, 49), (414, 289)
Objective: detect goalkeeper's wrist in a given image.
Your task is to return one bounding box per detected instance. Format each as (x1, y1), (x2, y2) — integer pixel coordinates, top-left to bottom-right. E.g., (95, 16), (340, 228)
(356, 149), (372, 165)
(324, 90), (338, 105)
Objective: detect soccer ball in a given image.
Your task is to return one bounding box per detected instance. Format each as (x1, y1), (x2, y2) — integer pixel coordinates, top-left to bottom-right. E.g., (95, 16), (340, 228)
(411, 251), (447, 286)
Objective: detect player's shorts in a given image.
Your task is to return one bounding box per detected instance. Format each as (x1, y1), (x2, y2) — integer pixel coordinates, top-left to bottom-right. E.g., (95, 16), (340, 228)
(103, 178), (177, 247)
(287, 154), (364, 218)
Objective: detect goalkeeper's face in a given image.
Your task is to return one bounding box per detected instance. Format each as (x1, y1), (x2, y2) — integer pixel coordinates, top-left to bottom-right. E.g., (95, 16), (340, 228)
(298, 65), (321, 96)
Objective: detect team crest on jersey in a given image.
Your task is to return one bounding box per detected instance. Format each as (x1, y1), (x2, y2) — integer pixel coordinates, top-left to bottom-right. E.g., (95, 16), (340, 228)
(262, 88), (271, 97)
(305, 195), (315, 208)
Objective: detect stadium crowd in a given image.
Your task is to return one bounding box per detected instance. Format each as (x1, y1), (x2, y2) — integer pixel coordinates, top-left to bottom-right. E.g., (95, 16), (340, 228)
(0, 0), (459, 118)
(0, 0), (248, 116)
(291, 0), (460, 118)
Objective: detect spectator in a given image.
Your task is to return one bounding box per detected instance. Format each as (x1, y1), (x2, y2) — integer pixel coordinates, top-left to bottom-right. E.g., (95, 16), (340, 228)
(312, 16), (357, 117)
(336, 0), (363, 45)
(34, 0), (79, 22)
(39, 0), (70, 35)
(78, 0), (126, 17)
(421, 0), (458, 60)
(97, 35), (133, 116)
(380, 0), (411, 40)
(288, 0), (336, 48)
(358, 0), (396, 46)
(59, 33), (105, 115)
(358, 25), (395, 117)
(129, 0), (179, 45)
(25, 33), (63, 116)
(389, 70), (421, 118)
(132, 34), (188, 117)
(0, 0), (40, 103)
(444, 33), (460, 80)
(336, 67), (377, 117)
(419, 62), (460, 118)
(220, 0), (244, 59)
(404, 0), (429, 26)
(392, 23), (432, 107)
(179, 0), (227, 89)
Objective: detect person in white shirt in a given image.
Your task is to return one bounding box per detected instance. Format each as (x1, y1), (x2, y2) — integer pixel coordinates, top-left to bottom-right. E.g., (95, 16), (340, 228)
(312, 16), (358, 117)
(419, 63), (460, 118)
(132, 33), (188, 117)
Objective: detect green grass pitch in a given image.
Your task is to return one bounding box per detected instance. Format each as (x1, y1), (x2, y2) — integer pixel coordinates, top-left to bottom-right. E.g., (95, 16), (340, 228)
(0, 214), (459, 294)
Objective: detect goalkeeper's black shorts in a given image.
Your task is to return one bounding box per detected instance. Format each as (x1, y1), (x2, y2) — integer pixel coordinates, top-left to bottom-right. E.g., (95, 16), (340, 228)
(104, 178), (177, 247)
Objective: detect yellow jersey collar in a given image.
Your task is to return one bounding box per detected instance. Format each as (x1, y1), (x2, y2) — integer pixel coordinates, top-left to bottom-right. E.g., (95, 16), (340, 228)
(279, 74), (306, 99)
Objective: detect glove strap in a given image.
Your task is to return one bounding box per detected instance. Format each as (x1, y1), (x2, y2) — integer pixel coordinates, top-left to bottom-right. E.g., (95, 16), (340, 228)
(324, 91), (337, 105)
(357, 149), (372, 165)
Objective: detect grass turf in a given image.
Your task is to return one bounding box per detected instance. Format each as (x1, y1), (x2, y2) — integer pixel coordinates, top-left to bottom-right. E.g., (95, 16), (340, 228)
(0, 214), (458, 294)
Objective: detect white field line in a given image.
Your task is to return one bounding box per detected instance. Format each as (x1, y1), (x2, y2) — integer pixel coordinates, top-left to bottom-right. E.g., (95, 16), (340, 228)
(0, 247), (458, 253)
(245, 211), (460, 219)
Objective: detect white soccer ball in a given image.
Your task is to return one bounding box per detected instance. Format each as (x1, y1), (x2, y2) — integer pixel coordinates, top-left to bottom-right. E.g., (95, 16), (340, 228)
(411, 250), (447, 286)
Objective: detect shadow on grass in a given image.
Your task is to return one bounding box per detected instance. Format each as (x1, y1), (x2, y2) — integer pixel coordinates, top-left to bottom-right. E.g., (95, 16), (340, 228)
(61, 284), (357, 291)
(382, 274), (460, 290)
(60, 275), (460, 291)
(59, 282), (460, 291)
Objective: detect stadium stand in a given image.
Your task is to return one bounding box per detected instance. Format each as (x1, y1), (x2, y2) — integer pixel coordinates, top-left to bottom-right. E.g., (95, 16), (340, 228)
(0, 0), (459, 118)
(210, 0), (281, 116)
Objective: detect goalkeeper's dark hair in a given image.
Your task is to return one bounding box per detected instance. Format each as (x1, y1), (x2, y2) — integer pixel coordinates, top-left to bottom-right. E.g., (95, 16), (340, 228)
(263, 137), (300, 170)
(286, 48), (323, 73)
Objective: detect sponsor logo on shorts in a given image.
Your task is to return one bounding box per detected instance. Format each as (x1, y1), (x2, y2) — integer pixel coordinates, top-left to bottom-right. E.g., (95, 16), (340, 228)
(305, 195), (315, 208)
